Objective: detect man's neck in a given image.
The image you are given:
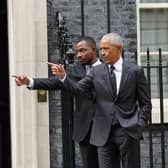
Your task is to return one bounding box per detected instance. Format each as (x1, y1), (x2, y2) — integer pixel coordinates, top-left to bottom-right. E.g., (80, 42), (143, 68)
(90, 57), (98, 65)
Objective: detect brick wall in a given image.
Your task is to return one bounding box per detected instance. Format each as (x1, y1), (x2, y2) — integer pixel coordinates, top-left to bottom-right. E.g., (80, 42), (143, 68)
(47, 0), (137, 61)
(48, 1), (63, 167)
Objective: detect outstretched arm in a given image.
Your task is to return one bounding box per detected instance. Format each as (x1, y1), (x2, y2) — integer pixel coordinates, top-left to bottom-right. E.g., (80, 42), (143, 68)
(12, 74), (63, 90)
(12, 62), (65, 87)
(12, 62), (64, 90)
(47, 62), (94, 100)
(33, 77), (63, 90)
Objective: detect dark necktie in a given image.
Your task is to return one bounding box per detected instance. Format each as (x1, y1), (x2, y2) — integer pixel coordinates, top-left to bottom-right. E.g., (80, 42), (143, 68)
(110, 65), (117, 99)
(110, 65), (119, 125)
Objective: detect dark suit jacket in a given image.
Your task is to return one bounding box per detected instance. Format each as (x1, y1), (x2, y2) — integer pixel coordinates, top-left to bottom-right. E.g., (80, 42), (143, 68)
(63, 61), (152, 146)
(33, 63), (95, 142)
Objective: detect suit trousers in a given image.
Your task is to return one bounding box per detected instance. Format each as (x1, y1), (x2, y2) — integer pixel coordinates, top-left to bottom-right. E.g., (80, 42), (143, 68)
(79, 125), (99, 168)
(97, 125), (140, 168)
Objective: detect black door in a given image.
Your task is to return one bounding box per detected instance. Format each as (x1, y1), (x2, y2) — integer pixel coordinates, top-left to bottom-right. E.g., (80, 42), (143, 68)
(0, 1), (11, 168)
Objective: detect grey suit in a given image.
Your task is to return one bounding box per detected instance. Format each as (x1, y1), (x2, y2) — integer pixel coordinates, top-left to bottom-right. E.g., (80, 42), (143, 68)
(32, 63), (99, 168)
(63, 61), (152, 168)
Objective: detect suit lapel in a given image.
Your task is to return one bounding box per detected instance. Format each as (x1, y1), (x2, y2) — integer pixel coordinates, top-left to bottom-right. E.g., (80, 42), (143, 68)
(102, 62), (130, 100)
(118, 61), (130, 96)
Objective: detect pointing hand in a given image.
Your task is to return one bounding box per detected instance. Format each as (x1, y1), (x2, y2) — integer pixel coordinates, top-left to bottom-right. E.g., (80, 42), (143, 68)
(47, 62), (66, 79)
(12, 75), (30, 86)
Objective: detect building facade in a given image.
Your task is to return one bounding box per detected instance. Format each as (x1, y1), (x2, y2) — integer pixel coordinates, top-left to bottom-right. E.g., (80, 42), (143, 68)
(2, 0), (168, 168)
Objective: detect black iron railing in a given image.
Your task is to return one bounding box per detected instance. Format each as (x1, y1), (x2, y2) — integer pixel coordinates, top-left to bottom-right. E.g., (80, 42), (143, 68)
(142, 48), (168, 168)
(56, 12), (75, 168)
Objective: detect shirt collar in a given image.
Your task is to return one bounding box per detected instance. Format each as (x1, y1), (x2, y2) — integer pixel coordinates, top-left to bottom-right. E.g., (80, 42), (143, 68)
(92, 58), (101, 67)
(108, 56), (123, 72)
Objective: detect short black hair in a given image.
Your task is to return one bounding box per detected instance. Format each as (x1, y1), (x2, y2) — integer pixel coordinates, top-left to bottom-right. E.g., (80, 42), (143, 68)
(76, 36), (97, 49)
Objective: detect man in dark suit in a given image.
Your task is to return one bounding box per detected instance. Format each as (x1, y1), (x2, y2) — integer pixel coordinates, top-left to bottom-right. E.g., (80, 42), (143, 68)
(49, 33), (152, 168)
(12, 37), (102, 168)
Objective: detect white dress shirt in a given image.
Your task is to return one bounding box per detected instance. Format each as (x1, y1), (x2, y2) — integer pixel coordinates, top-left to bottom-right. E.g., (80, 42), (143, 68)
(92, 59), (101, 66)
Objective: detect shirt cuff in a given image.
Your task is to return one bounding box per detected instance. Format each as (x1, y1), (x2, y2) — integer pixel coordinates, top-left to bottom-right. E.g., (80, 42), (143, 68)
(27, 77), (34, 89)
(60, 74), (66, 82)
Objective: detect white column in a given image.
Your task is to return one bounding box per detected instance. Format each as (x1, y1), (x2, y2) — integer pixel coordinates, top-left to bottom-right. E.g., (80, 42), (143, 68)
(7, 0), (50, 167)
(35, 0), (50, 167)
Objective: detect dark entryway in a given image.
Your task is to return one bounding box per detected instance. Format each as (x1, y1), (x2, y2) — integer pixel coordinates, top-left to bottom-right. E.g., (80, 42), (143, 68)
(0, 0), (11, 168)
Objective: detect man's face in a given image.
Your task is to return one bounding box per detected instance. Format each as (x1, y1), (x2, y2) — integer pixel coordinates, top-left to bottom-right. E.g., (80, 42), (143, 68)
(100, 39), (121, 64)
(75, 41), (95, 65)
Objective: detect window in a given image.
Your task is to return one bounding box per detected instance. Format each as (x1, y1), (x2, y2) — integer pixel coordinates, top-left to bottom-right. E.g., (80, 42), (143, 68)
(137, 0), (168, 123)
(140, 9), (168, 52)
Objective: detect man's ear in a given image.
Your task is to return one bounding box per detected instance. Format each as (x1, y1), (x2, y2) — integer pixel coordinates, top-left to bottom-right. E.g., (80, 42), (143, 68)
(118, 45), (123, 53)
(118, 45), (122, 50)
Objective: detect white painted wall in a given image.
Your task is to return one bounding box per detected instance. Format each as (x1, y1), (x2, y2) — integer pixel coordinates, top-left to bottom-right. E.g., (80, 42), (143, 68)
(7, 0), (50, 167)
